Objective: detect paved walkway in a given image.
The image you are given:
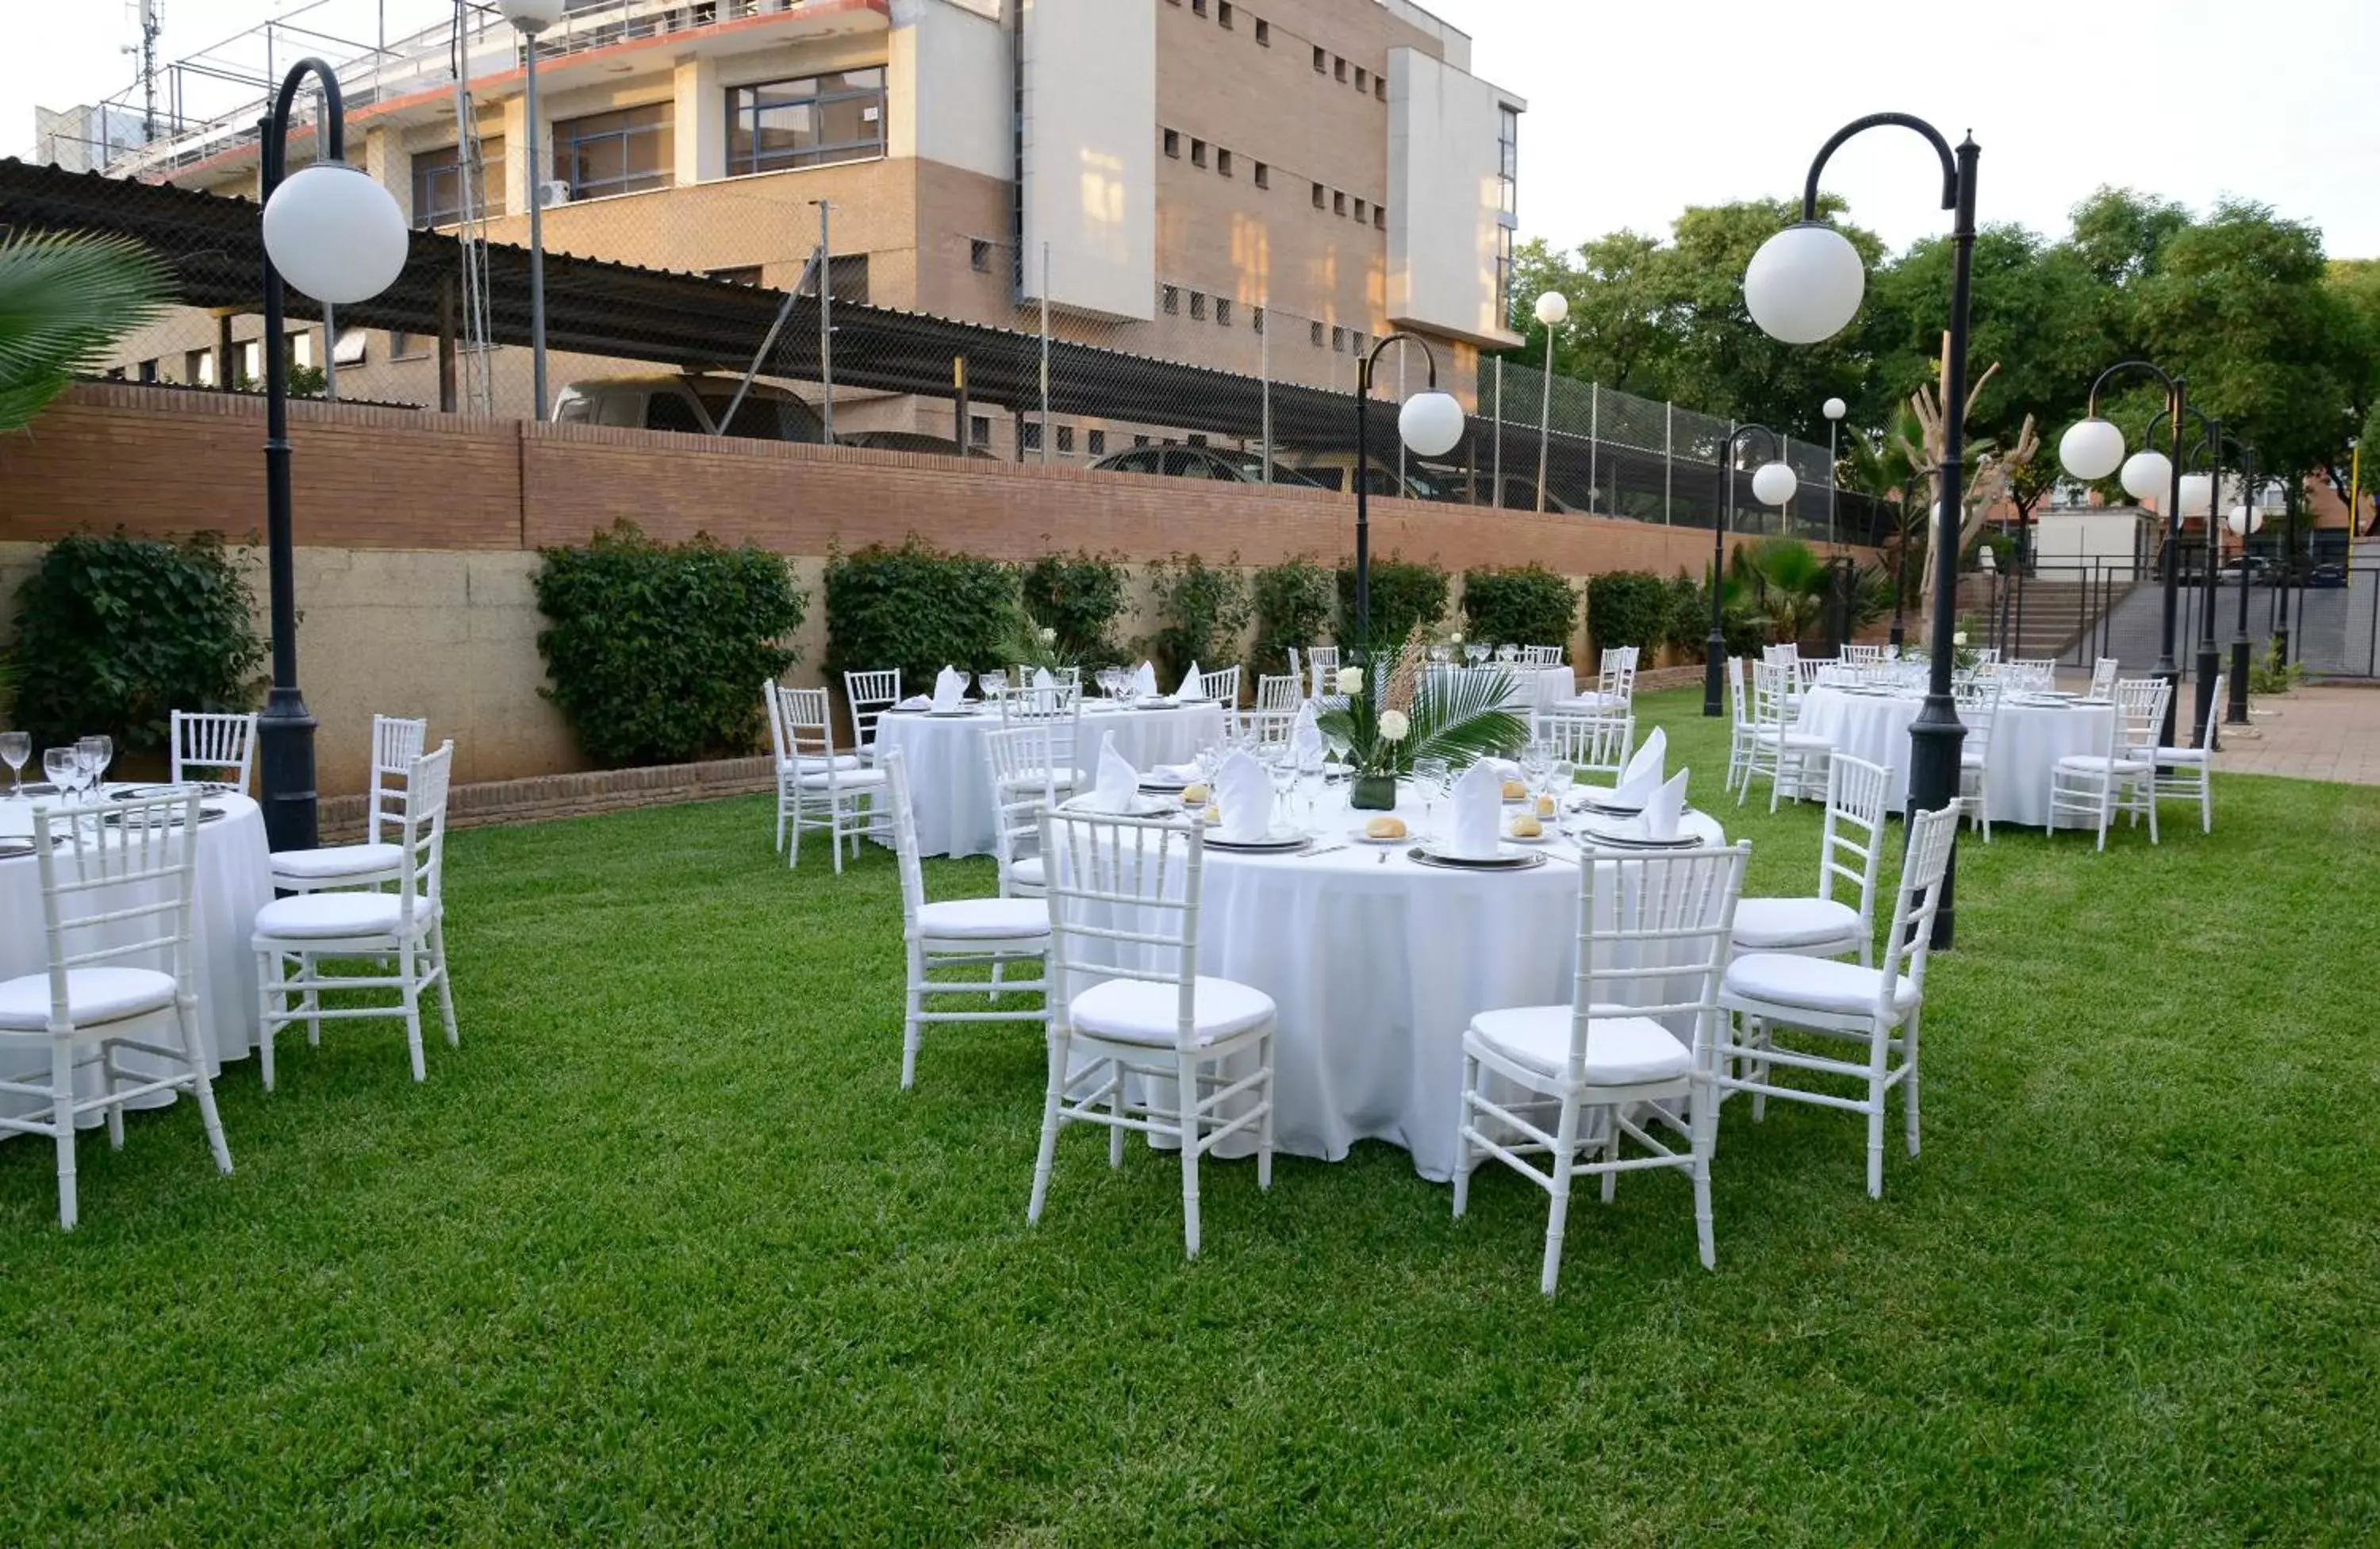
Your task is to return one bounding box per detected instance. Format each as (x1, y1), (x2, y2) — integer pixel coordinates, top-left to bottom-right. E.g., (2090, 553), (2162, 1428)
(2220, 686), (2380, 785)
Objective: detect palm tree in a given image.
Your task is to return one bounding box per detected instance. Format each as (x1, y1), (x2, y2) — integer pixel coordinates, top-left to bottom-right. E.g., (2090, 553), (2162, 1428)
(0, 230), (171, 433)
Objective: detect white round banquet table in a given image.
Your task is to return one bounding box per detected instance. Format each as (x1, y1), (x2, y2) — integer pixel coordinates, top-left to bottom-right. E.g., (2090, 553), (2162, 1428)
(1061, 788), (1728, 1182)
(1430, 663), (1577, 715)
(872, 699), (1229, 858)
(1, 786), (274, 1139)
(1793, 686), (2116, 828)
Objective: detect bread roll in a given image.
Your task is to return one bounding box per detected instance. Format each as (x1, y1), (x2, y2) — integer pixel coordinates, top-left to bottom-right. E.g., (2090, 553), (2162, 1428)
(1501, 778), (1527, 801)
(1535, 794), (1557, 817)
(1181, 782), (1211, 805)
(1510, 813), (1544, 838)
(1364, 815), (1408, 840)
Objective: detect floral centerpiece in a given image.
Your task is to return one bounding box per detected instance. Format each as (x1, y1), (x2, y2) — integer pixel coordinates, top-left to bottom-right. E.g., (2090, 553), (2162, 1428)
(1316, 625), (1527, 809)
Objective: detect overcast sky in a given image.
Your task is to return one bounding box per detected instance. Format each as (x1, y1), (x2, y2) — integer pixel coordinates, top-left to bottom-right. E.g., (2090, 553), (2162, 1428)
(9, 0), (2375, 258)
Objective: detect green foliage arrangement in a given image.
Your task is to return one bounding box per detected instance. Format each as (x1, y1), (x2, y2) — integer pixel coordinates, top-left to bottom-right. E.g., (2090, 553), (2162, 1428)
(1316, 626), (1526, 782)
(0, 230), (170, 432)
(1017, 552), (1127, 666)
(823, 538), (1017, 686)
(535, 521), (806, 767)
(1334, 556), (1449, 649)
(1248, 557), (1335, 680)
(1461, 564), (1580, 652)
(1585, 571), (1672, 656)
(8, 531), (265, 755)
(1144, 553), (1251, 686)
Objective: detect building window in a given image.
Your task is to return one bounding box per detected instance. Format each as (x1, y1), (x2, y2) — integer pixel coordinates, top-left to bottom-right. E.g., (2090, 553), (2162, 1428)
(1022, 421), (1043, 452)
(1190, 138), (1207, 168)
(1311, 182), (1325, 209)
(797, 253), (871, 305)
(725, 68), (886, 177)
(1353, 198), (1365, 223)
(1334, 56), (1347, 82)
(555, 104), (674, 199)
(1088, 429), (1106, 455)
(410, 136), (507, 229)
(1374, 204), (1387, 229)
(332, 328), (368, 365)
(970, 238), (993, 272)
(1163, 128), (1180, 158)
(137, 358), (159, 382)
(970, 413), (990, 446)
(1162, 284), (1180, 315)
(183, 348), (212, 386)
(1057, 425), (1075, 453)
(1255, 17), (1269, 44)
(1334, 190), (1346, 216)
(1331, 325), (1345, 352)
(1216, 148), (1232, 177)
(1312, 44), (1326, 71)
(1499, 103), (1519, 210)
(1253, 306), (1265, 335)
(390, 330), (429, 361)
(1190, 290), (1207, 321)
(1495, 225), (1514, 330)
(1354, 67), (1368, 92)
(1215, 298), (1232, 327)
(1191, 0), (1205, 13)
(290, 330), (317, 371)
(1253, 161), (1269, 189)
(1376, 75), (1387, 101)
(1309, 320), (1324, 347)
(707, 264), (764, 286)
(1217, 2), (1233, 26)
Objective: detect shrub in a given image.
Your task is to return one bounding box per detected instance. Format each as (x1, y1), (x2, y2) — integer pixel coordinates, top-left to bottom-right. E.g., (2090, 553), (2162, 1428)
(1334, 556), (1448, 649)
(1018, 551), (1128, 667)
(535, 521), (806, 767)
(1248, 557), (1335, 680)
(7, 530), (265, 756)
(1462, 564), (1580, 652)
(823, 538), (1017, 686)
(1663, 568), (1767, 661)
(1585, 570), (1671, 657)
(1145, 553), (1252, 685)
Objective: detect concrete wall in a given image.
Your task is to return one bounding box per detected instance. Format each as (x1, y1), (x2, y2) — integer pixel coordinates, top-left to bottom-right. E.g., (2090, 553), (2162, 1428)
(1386, 46), (1520, 349)
(1, 383), (1878, 794)
(1018, 0), (1157, 321)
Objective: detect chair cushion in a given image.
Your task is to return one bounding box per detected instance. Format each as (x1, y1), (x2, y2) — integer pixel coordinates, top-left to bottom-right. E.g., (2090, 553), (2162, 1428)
(270, 840), (405, 880)
(1070, 975), (1275, 1047)
(916, 897), (1049, 941)
(253, 891), (423, 941)
(997, 767), (1084, 792)
(1731, 896), (1864, 951)
(797, 767), (890, 790)
(2152, 747), (2209, 763)
(1753, 729), (1833, 749)
(0, 967), (178, 1032)
(2056, 754), (2148, 774)
(781, 755), (862, 774)
(1723, 951), (1917, 1019)
(1960, 748), (1988, 768)
(1468, 1004), (1691, 1086)
(1008, 855), (1046, 888)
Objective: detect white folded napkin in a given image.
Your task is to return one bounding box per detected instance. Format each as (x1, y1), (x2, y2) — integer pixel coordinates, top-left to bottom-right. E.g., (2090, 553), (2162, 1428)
(894, 694), (931, 710)
(1033, 667), (1055, 696)
(1289, 701), (1322, 765)
(1612, 726), (1667, 806)
(1215, 751), (1272, 842)
(1083, 732), (1139, 813)
(1643, 769), (1690, 841)
(1179, 659), (1206, 699)
(1133, 660), (1159, 698)
(1447, 762), (1504, 859)
(931, 665), (966, 712)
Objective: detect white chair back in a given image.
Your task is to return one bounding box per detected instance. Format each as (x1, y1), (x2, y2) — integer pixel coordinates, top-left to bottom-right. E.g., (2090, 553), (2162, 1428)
(1307, 645), (1341, 698)
(169, 710), (258, 794)
(1953, 672), (2003, 750)
(1750, 659), (1796, 732)
(1566, 841), (1749, 1081)
(365, 714), (429, 844)
(1535, 709), (1633, 778)
(2111, 677), (2170, 757)
(395, 742), (456, 932)
(1764, 642), (1800, 667)
(1595, 644), (1639, 708)
(1521, 644), (1564, 667)
(1818, 754), (1890, 926)
(983, 725), (1058, 893)
(2087, 656), (2120, 700)
(1876, 804), (1960, 1018)
(1727, 655), (1751, 729)
(1255, 673), (1299, 713)
(29, 787), (205, 1024)
(1842, 643), (1886, 666)
(780, 686), (846, 761)
(1039, 810), (1208, 1052)
(882, 748), (929, 928)
(843, 669), (902, 754)
(763, 679), (793, 765)
(1198, 665), (1242, 706)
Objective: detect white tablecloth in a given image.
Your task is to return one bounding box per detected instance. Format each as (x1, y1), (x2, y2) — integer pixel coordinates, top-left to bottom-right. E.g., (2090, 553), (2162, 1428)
(1794, 686), (2116, 828)
(2, 788), (274, 1137)
(1431, 664), (1577, 714)
(1065, 786), (1727, 1181)
(873, 700), (1228, 858)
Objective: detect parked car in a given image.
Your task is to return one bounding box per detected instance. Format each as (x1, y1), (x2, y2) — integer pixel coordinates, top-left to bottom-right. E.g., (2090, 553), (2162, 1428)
(551, 373), (830, 443)
(1468, 473), (1584, 515)
(1276, 450), (1457, 502)
(2307, 561), (2347, 588)
(1087, 445), (1323, 486)
(2217, 555), (2276, 583)
(836, 429), (998, 460)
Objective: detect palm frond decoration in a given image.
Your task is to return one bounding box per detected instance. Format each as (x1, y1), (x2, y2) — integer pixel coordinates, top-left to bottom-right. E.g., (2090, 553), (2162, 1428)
(0, 230), (172, 434)
(1316, 628), (1526, 778)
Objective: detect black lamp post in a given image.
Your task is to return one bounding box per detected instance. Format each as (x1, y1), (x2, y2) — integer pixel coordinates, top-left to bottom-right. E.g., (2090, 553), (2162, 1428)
(1350, 334), (1464, 646)
(2056, 362), (2194, 748)
(2145, 402), (2226, 747)
(255, 60), (409, 851)
(1743, 113), (1977, 945)
(1700, 422), (1797, 716)
(2225, 440), (2261, 725)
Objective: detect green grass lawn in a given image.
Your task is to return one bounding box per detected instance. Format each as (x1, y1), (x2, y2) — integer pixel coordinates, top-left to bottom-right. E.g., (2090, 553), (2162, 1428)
(5, 686), (2378, 1545)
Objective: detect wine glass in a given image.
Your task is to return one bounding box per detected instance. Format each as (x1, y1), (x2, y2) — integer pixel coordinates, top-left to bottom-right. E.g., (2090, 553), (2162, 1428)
(1463, 642), (1488, 669)
(1267, 752), (1299, 834)
(78, 735), (113, 795)
(1412, 756), (1451, 841)
(1518, 739), (1552, 807)
(1295, 740), (1326, 826)
(0, 731), (28, 797)
(44, 746), (80, 805)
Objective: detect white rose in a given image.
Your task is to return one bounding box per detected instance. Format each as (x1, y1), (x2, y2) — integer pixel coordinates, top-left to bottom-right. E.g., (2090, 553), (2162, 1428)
(1334, 667), (1364, 694)
(1952, 631), (1968, 648)
(1448, 632), (1464, 645)
(1038, 626), (1057, 645)
(1377, 709), (1411, 741)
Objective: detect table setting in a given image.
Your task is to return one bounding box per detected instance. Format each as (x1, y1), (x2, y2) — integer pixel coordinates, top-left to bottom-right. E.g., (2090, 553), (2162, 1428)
(1794, 681), (2115, 826)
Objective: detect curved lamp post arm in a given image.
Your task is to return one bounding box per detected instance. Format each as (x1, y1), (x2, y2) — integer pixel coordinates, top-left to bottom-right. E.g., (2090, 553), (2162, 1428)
(1357, 332), (1440, 395)
(2085, 358), (2184, 418)
(262, 58), (346, 192)
(1799, 112), (1957, 219)
(1349, 332), (1443, 649)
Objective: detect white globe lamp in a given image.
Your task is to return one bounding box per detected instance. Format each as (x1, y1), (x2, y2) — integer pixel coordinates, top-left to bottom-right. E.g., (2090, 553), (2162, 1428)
(1533, 290), (1568, 328)
(498, 0), (565, 29)
(1751, 460), (1799, 508)
(1744, 222), (1866, 344)
(1823, 396), (1847, 421)
(2120, 448), (2173, 504)
(2226, 504), (2263, 537)
(1397, 390), (1464, 459)
(2059, 417), (2126, 482)
(262, 162), (409, 306)
(2178, 472), (2213, 517)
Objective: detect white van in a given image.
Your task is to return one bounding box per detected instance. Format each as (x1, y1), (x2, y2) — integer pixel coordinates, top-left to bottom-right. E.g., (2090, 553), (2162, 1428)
(551, 373), (830, 442)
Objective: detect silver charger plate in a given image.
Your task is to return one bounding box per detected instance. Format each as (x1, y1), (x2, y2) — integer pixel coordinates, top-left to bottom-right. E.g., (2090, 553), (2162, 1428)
(1130, 698), (1181, 711)
(100, 804), (227, 829)
(1408, 844), (1545, 871)
(0, 835), (44, 858)
(1203, 830), (1310, 854)
(1580, 826), (1699, 851)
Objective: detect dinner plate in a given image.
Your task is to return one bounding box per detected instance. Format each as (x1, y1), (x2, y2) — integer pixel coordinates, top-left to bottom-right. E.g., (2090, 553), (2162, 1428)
(109, 782), (232, 800)
(1348, 824), (1411, 845)
(1409, 844), (1544, 871)
(883, 705), (930, 716)
(1138, 776), (1193, 793)
(1580, 825), (1699, 850)
(13, 782), (63, 798)
(923, 708), (981, 718)
(1203, 830), (1310, 853)
(1130, 698), (1180, 711)
(1503, 824), (1557, 845)
(0, 835), (44, 859)
(1061, 794), (1171, 817)
(1574, 791), (1643, 816)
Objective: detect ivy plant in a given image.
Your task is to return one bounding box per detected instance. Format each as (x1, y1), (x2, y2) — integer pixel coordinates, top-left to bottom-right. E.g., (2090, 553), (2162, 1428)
(1144, 553), (1252, 686)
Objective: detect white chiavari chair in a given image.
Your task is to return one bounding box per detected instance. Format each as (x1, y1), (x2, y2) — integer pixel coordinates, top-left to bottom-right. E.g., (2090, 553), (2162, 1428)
(2, 787), (232, 1228)
(252, 742), (459, 1089)
(778, 685), (889, 872)
(270, 713), (429, 894)
(1452, 841), (1750, 1290)
(1715, 802), (1959, 1198)
(1955, 673), (2004, 841)
(169, 709), (258, 794)
(1742, 659), (1833, 813)
(843, 669), (902, 763)
(1535, 708), (1634, 781)
(2048, 676), (2168, 849)
(1029, 809), (1276, 1258)
(1841, 643), (1887, 667)
(1725, 655), (1756, 797)
(1729, 754), (1888, 967)
(2152, 674), (2221, 834)
(1307, 645), (1342, 699)
(983, 725), (1058, 899)
(2086, 656), (2120, 701)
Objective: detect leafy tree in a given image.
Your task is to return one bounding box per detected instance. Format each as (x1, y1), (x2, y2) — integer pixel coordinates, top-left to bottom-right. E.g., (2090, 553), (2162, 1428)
(2067, 186), (2190, 294)
(1508, 232), (1679, 398)
(0, 231), (169, 431)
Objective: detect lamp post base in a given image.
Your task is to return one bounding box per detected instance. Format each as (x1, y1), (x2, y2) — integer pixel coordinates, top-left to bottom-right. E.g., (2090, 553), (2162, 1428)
(2192, 644), (2221, 749)
(1906, 694), (1965, 948)
(2226, 636), (2252, 724)
(1702, 631), (1726, 717)
(1888, 617), (1905, 651)
(255, 686), (319, 855)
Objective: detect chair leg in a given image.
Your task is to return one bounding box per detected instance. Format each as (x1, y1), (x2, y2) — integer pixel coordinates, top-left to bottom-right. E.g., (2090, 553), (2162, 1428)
(1540, 1096), (1582, 1297)
(1750, 1017), (1769, 1124)
(1107, 1057), (1127, 1169)
(1903, 1008), (1922, 1159)
(103, 1042), (125, 1150)
(1599, 1105), (1619, 1204)
(1028, 1030), (1068, 1224)
(400, 936), (427, 1082)
(302, 953), (321, 1047)
(429, 921), (459, 1047)
(1177, 1051), (1203, 1259)
(1451, 1052), (1477, 1218)
(2201, 777), (2212, 835)
(2144, 776), (2159, 845)
(1691, 1072), (1717, 1270)
(255, 948), (278, 1093)
(1865, 1047), (1887, 1201)
(178, 996), (233, 1175)
(52, 1041), (79, 1230)
(1256, 1032), (1275, 1191)
(900, 941), (924, 1089)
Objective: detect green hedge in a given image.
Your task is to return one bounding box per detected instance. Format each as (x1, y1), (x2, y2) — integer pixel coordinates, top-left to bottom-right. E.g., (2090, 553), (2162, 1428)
(7, 531), (265, 756)
(1248, 557), (1334, 681)
(1334, 556), (1448, 649)
(1018, 552), (1128, 667)
(535, 521), (806, 767)
(1663, 569), (1767, 662)
(1585, 571), (1672, 656)
(1144, 553), (1251, 686)
(824, 539), (1017, 686)
(1461, 564), (1579, 652)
